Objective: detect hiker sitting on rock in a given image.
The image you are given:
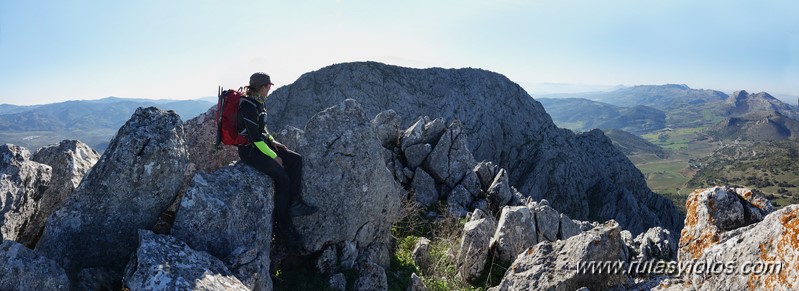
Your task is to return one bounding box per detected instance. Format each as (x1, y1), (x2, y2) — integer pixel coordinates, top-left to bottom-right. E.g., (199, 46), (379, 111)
(237, 72), (317, 246)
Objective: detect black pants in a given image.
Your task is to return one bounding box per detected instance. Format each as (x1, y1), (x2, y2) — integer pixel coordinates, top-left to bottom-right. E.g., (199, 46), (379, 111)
(238, 142), (303, 234)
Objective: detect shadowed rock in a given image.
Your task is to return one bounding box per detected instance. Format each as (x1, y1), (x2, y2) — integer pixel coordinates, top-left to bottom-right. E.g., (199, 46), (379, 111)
(0, 240), (70, 290)
(35, 107), (189, 283)
(124, 230), (248, 291)
(171, 162), (274, 291)
(184, 105), (239, 173)
(490, 221), (627, 291)
(0, 144), (52, 243)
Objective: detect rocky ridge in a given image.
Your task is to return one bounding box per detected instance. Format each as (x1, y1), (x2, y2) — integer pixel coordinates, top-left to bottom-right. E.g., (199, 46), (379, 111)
(2, 62), (797, 290)
(264, 61), (681, 235)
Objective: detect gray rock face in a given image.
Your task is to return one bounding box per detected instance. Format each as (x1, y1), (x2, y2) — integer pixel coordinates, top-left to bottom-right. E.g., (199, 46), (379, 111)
(184, 105), (239, 173)
(171, 162), (274, 291)
(678, 205), (799, 290)
(457, 209), (497, 284)
(0, 144), (51, 243)
(292, 99), (404, 260)
(124, 230), (248, 291)
(535, 204), (561, 242)
(354, 262), (388, 291)
(371, 109), (402, 148)
(424, 120), (478, 189)
(678, 186), (773, 261)
(491, 221), (628, 291)
(486, 169), (513, 213)
(491, 206), (537, 264)
(412, 168), (438, 207)
(447, 185), (474, 218)
(405, 143), (432, 170)
(0, 240), (70, 290)
(329, 273), (347, 291)
(559, 214), (582, 240)
(35, 107), (189, 280)
(16, 140), (99, 247)
(265, 61), (680, 235)
(633, 227), (677, 261)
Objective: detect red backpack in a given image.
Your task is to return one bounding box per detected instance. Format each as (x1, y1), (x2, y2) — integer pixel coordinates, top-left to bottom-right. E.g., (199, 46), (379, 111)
(215, 86), (250, 148)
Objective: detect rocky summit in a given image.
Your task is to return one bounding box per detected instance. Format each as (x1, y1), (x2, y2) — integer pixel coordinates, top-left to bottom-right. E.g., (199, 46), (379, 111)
(264, 61), (681, 235)
(4, 62), (798, 290)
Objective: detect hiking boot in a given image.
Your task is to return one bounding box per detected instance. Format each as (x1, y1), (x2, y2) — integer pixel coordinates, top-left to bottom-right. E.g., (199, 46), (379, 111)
(289, 200), (318, 217)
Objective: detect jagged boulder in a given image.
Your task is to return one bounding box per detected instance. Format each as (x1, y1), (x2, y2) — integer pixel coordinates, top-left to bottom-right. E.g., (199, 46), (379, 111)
(490, 206), (538, 264)
(412, 168), (438, 206)
(184, 105), (239, 173)
(633, 226), (677, 261)
(457, 209), (497, 284)
(678, 186), (773, 261)
(486, 169), (513, 213)
(35, 107), (189, 282)
(371, 109), (402, 148)
(265, 62), (681, 235)
(123, 230), (248, 291)
(0, 144), (51, 243)
(678, 205), (799, 290)
(424, 120), (477, 189)
(14, 140), (99, 247)
(354, 262), (388, 291)
(534, 204), (561, 242)
(490, 220), (628, 291)
(171, 162), (274, 290)
(289, 99), (404, 262)
(0, 240), (70, 290)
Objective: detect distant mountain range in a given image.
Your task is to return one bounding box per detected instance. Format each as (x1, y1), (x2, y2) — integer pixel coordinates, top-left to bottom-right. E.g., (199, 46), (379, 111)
(538, 84), (799, 141)
(0, 97), (214, 151)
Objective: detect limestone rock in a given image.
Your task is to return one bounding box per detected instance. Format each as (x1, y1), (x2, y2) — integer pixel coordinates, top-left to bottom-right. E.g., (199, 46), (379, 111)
(474, 161), (499, 191)
(123, 230), (248, 291)
(405, 143), (432, 170)
(491, 206), (537, 264)
(0, 144), (51, 243)
(491, 221), (628, 291)
(424, 120), (478, 188)
(684, 205), (799, 290)
(264, 62), (681, 235)
(184, 105), (239, 173)
(559, 213), (582, 240)
(535, 204), (561, 242)
(678, 186), (773, 261)
(294, 99), (404, 260)
(371, 109), (402, 148)
(457, 209), (497, 284)
(35, 107), (189, 280)
(317, 245), (338, 275)
(412, 168), (438, 207)
(15, 140), (99, 247)
(486, 169), (513, 212)
(171, 162), (274, 290)
(633, 227), (676, 262)
(446, 184), (473, 218)
(0, 240), (69, 290)
(354, 262), (388, 291)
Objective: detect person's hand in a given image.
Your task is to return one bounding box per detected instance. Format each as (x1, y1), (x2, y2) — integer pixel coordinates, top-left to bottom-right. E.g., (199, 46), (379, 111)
(272, 140), (289, 151)
(275, 156), (284, 167)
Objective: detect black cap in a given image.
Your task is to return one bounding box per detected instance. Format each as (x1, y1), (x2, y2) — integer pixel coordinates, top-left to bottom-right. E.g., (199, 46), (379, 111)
(249, 72), (274, 88)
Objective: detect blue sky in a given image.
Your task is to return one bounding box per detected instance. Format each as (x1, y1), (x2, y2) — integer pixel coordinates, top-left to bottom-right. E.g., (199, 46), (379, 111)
(1, 0), (797, 105)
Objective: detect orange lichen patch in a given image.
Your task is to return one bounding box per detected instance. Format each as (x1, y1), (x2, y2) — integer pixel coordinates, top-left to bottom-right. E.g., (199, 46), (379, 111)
(679, 189), (721, 260)
(779, 208), (799, 251)
(748, 274), (760, 291)
(742, 190), (770, 210)
(759, 208), (798, 290)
